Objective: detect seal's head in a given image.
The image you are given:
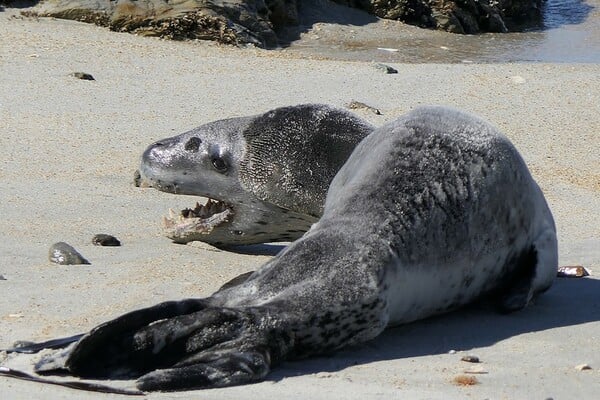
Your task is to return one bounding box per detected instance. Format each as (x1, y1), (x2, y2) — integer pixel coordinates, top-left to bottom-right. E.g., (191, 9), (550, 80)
(136, 104), (373, 247)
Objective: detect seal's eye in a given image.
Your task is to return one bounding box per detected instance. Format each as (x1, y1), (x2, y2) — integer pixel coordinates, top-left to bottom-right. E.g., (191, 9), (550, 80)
(211, 156), (228, 173)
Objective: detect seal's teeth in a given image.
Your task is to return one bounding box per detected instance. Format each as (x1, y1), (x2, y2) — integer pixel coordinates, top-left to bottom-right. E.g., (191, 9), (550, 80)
(162, 216), (173, 228)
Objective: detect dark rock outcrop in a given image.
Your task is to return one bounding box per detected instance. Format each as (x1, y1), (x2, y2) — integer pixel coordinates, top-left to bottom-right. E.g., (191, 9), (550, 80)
(25, 0), (285, 47)
(335, 0), (544, 34)
(15, 0), (544, 47)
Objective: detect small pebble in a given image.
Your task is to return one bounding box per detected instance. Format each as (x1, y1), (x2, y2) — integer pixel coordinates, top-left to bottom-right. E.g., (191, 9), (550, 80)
(49, 242), (90, 265)
(70, 72), (95, 80)
(461, 355), (480, 363)
(315, 372), (335, 378)
(0, 274), (6, 280)
(373, 63), (398, 74)
(133, 169), (142, 187)
(448, 349), (457, 354)
(347, 100), (381, 115)
(575, 363), (592, 371)
(557, 265), (590, 278)
(92, 234), (121, 246)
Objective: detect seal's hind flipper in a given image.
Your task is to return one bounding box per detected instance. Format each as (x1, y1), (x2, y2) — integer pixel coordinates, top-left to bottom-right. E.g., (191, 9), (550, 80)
(35, 299), (207, 377)
(3, 334), (84, 354)
(37, 302), (287, 391)
(136, 346), (271, 391)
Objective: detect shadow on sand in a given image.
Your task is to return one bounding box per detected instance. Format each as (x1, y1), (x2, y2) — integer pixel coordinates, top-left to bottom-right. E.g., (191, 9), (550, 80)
(271, 276), (600, 379)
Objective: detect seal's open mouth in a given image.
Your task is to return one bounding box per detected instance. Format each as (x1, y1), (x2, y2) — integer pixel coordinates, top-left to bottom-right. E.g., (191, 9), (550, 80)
(162, 198), (234, 242)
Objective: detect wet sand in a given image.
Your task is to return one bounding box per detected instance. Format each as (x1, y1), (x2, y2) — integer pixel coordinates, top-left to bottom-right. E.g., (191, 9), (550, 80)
(1, 6), (599, 399)
(278, 0), (600, 63)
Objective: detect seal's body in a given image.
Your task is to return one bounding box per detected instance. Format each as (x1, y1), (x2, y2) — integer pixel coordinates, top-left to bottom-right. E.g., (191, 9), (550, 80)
(35, 106), (557, 392)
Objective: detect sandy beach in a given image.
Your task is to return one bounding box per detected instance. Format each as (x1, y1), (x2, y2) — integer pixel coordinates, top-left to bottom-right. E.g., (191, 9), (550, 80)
(1, 5), (599, 399)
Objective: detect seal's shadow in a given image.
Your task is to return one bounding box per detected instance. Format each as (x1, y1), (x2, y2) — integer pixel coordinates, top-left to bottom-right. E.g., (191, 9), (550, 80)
(270, 277), (600, 380)
(217, 243), (287, 257)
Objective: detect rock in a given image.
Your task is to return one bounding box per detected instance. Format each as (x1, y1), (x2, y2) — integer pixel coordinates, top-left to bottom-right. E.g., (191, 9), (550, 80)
(0, 274), (6, 280)
(334, 0), (541, 34)
(92, 234), (121, 246)
(49, 242), (90, 265)
(22, 0), (544, 48)
(27, 0), (285, 47)
(557, 266), (590, 278)
(461, 355), (480, 363)
(575, 363), (592, 371)
(346, 100), (381, 115)
(70, 72), (95, 80)
(373, 63), (398, 74)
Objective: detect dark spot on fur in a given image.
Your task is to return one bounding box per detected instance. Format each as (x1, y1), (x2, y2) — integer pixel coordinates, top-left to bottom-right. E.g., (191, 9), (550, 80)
(463, 276), (474, 288)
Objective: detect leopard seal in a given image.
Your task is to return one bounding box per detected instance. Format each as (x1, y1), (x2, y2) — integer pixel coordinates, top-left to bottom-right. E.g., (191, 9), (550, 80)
(9, 106), (557, 392)
(135, 104), (374, 247)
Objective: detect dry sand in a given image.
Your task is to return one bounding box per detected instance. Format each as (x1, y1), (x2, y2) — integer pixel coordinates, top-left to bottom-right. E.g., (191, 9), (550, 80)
(1, 6), (599, 400)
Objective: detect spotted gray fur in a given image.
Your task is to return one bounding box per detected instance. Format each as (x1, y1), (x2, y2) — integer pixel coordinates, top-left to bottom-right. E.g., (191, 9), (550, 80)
(137, 104), (374, 246)
(32, 106), (557, 391)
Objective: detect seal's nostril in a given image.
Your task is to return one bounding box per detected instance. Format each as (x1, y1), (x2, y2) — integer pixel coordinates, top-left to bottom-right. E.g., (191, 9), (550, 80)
(185, 137), (202, 152)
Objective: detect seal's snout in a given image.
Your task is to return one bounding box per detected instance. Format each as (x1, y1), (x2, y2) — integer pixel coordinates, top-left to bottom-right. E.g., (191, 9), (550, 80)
(142, 137), (174, 165)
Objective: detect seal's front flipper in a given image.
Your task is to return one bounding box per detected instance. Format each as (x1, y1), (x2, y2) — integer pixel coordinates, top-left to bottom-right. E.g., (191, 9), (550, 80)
(495, 245), (538, 313)
(494, 228), (557, 313)
(216, 271), (255, 292)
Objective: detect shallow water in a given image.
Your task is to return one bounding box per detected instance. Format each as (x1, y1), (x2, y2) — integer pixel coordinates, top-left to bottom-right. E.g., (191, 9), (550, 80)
(284, 0), (600, 63)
